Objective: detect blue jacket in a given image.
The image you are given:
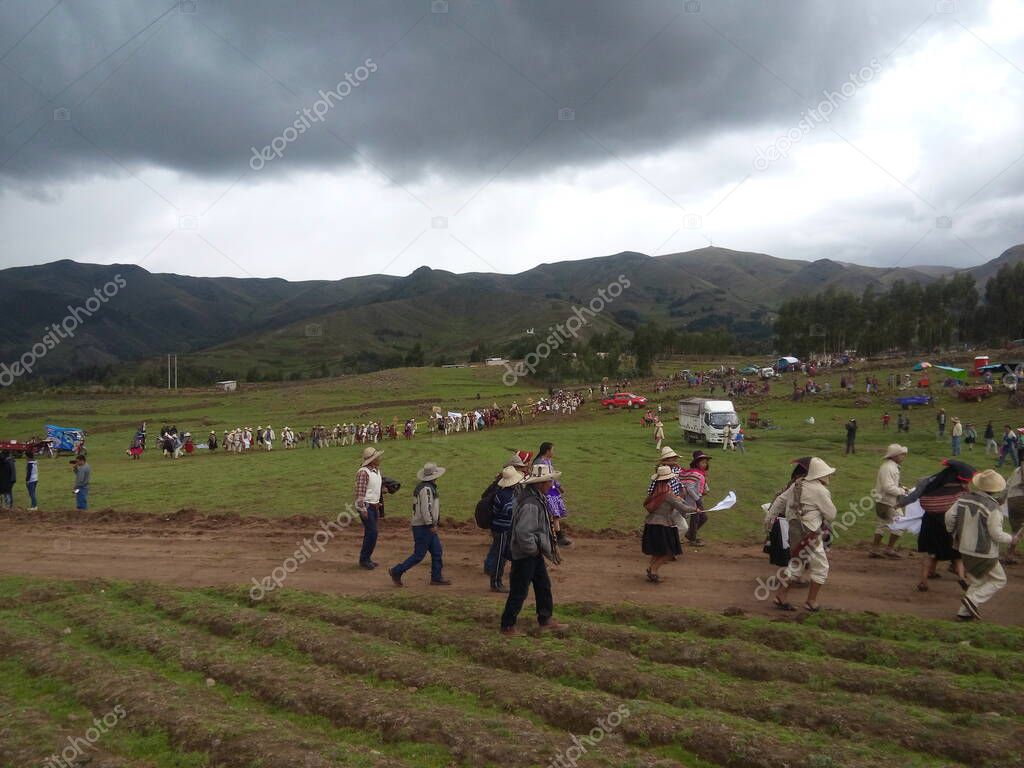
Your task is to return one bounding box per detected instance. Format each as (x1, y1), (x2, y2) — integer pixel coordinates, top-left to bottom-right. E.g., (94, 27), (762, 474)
(491, 486), (517, 531)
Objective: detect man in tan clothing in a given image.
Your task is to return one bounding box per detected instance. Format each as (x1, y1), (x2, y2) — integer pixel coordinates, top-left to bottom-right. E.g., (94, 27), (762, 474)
(773, 457), (837, 612)
(946, 470), (1022, 621)
(870, 444), (908, 559)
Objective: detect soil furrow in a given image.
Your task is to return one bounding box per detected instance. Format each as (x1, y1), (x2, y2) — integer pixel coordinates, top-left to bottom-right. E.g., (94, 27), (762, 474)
(216, 587), (973, 768)
(0, 621), (407, 768)
(350, 591), (1022, 717)
(54, 595), (558, 768)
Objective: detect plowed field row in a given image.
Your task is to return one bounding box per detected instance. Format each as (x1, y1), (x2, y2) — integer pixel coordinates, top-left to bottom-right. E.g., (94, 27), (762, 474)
(0, 576), (1021, 767)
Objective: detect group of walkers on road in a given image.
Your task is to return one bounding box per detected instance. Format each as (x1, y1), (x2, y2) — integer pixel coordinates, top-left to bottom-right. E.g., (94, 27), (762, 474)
(351, 440), (573, 635)
(761, 440), (1022, 622)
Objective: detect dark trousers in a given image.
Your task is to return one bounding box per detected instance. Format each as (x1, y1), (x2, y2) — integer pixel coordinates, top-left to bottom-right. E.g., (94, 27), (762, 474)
(393, 524), (443, 581)
(845, 440), (855, 455)
(501, 554), (553, 629)
(359, 504), (380, 564)
(686, 511), (707, 541)
(485, 528), (511, 583)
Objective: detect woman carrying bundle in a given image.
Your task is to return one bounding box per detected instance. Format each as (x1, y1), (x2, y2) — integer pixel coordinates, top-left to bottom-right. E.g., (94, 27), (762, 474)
(899, 458), (974, 592)
(641, 465), (696, 583)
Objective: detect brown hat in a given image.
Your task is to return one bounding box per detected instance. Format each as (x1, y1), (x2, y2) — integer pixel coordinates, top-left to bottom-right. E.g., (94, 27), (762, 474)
(690, 450), (713, 467)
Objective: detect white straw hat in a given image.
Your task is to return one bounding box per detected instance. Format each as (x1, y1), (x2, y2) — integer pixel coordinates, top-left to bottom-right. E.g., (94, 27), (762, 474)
(804, 457), (836, 482)
(497, 466), (524, 488)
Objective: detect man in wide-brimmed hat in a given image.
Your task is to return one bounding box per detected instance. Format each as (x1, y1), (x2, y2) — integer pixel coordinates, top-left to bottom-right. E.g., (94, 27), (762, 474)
(870, 444), (909, 559)
(354, 446), (385, 569)
(679, 451), (712, 547)
(653, 419), (665, 450)
(946, 469), (1022, 621)
(389, 462), (451, 586)
(951, 416), (963, 457)
(773, 457), (837, 612)
(500, 464), (569, 636)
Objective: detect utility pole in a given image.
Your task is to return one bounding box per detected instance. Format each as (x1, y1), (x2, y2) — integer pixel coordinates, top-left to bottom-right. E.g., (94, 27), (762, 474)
(174, 354), (178, 389)
(167, 354), (171, 390)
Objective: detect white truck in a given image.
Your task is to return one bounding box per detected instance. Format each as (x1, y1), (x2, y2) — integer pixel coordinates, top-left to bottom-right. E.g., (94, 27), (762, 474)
(678, 398), (740, 446)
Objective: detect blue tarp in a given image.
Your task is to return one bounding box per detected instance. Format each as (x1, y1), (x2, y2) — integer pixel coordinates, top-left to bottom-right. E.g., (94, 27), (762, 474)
(45, 425), (84, 452)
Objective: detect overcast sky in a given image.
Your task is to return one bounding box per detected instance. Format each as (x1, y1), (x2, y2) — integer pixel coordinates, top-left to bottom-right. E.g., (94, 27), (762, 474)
(1, 0), (1022, 280)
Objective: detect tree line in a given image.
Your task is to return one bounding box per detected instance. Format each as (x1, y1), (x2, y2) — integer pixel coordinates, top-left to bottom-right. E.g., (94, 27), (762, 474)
(774, 263), (1024, 357)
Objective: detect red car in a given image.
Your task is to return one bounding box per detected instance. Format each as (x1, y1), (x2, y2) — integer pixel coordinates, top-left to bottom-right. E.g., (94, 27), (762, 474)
(601, 392), (648, 409)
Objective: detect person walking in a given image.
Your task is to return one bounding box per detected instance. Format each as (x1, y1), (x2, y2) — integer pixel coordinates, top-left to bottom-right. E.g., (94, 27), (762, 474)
(1004, 463), (1024, 566)
(388, 462), (451, 586)
(772, 457), (837, 612)
(642, 466), (695, 583)
(964, 423), (977, 452)
(680, 451), (712, 547)
(902, 458), (973, 591)
(997, 425), (1020, 468)
(844, 418), (857, 455)
(951, 417), (963, 457)
(499, 464), (568, 636)
(882, 412), (891, 431)
(733, 427), (746, 454)
(72, 454), (90, 510)
(487, 466), (524, 593)
(946, 470), (1022, 621)
(984, 421), (997, 456)
(354, 446), (385, 570)
(721, 423), (732, 451)
(0, 451), (13, 509)
(869, 444), (908, 559)
(762, 457), (812, 574)
(534, 442), (572, 547)
(25, 451), (38, 511)
(653, 420), (665, 450)
(936, 409), (947, 440)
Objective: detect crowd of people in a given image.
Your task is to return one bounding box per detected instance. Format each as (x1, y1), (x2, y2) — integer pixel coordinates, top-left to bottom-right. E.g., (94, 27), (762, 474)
(350, 440), (575, 634)
(757, 443), (1023, 621)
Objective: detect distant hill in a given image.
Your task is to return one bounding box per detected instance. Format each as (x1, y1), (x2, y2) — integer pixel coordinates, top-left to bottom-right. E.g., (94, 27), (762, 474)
(1, 244), (1020, 381)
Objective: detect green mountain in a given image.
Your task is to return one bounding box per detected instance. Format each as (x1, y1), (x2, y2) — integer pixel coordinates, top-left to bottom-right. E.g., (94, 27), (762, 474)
(0, 245), (1019, 382)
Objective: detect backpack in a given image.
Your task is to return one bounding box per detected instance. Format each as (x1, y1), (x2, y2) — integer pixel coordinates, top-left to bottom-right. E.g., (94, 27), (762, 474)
(474, 478), (500, 528)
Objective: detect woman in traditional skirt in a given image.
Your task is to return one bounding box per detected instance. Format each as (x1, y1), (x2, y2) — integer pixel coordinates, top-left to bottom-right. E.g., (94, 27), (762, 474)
(642, 465), (696, 582)
(535, 442), (572, 546)
(900, 458), (974, 591)
(763, 457), (811, 569)
(1005, 463), (1024, 565)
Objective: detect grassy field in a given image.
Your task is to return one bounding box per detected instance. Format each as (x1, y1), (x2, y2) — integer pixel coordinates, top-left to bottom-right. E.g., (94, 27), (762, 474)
(1, 359), (1021, 544)
(0, 575), (1021, 768)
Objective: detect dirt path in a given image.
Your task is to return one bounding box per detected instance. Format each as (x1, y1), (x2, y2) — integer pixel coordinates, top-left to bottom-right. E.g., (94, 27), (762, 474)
(1, 509), (1021, 625)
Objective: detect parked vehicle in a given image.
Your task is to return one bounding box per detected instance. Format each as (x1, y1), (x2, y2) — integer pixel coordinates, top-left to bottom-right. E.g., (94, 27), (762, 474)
(895, 395), (932, 409)
(601, 392), (648, 409)
(957, 384), (993, 402)
(759, 367), (777, 379)
(678, 398), (739, 445)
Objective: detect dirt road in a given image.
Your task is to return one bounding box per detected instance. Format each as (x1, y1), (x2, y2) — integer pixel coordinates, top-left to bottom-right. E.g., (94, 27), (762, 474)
(1, 508), (1021, 625)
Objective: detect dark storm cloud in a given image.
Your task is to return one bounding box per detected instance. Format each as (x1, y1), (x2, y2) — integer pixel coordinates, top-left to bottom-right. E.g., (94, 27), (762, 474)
(0, 0), (989, 186)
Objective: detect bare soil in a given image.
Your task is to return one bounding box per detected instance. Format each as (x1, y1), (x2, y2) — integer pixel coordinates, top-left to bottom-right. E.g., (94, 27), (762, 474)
(0, 508), (1021, 626)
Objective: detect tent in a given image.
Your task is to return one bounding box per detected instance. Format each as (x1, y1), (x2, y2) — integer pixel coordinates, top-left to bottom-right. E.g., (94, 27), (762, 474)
(45, 425), (85, 453)
(777, 356), (800, 371)
(934, 365), (967, 380)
